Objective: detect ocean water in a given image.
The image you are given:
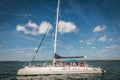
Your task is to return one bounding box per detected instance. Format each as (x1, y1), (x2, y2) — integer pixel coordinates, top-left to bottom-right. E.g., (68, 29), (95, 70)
(0, 60), (120, 80)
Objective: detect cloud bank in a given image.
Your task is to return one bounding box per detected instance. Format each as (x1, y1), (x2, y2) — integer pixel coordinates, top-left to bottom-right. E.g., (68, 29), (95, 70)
(100, 45), (120, 53)
(79, 38), (95, 45)
(16, 20), (78, 35)
(16, 21), (53, 35)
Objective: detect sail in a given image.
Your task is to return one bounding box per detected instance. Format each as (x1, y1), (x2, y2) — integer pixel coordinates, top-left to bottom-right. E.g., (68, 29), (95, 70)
(54, 53), (84, 59)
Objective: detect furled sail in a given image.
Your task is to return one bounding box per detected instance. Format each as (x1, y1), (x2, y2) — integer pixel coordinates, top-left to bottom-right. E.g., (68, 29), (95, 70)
(54, 53), (84, 59)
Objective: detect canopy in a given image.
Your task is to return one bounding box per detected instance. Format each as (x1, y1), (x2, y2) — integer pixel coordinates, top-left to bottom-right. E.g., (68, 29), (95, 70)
(54, 53), (84, 59)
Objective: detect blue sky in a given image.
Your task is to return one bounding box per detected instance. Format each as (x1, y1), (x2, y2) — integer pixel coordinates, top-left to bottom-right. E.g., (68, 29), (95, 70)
(0, 0), (120, 61)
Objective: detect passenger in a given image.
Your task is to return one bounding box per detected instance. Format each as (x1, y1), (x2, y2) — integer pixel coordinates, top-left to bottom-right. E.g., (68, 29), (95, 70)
(73, 63), (76, 66)
(66, 62), (69, 65)
(59, 62), (62, 67)
(38, 65), (40, 67)
(76, 62), (78, 66)
(44, 63), (46, 67)
(78, 63), (81, 67)
(70, 63), (72, 66)
(36, 64), (37, 67)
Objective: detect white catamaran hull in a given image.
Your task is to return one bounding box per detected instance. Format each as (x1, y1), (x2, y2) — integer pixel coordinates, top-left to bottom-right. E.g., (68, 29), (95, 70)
(17, 66), (104, 76)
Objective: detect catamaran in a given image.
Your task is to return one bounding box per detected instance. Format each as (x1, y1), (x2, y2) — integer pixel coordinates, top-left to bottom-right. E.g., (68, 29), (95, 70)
(17, 0), (106, 76)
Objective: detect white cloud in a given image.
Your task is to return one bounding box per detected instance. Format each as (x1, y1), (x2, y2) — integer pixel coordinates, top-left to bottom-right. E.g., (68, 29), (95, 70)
(79, 40), (83, 43)
(98, 35), (107, 42)
(80, 46), (83, 49)
(101, 45), (120, 52)
(16, 21), (52, 35)
(16, 20), (78, 35)
(85, 38), (95, 45)
(86, 42), (92, 45)
(108, 38), (120, 42)
(1, 47), (40, 53)
(17, 35), (39, 42)
(33, 47), (38, 51)
(13, 50), (25, 54)
(80, 50), (85, 53)
(91, 47), (96, 49)
(32, 47), (43, 51)
(105, 45), (120, 49)
(0, 12), (32, 17)
(16, 25), (26, 31)
(64, 46), (74, 50)
(93, 25), (106, 33)
(0, 47), (29, 54)
(38, 21), (52, 34)
(58, 20), (77, 34)
(108, 38), (113, 42)
(27, 21), (38, 28)
(79, 38), (95, 45)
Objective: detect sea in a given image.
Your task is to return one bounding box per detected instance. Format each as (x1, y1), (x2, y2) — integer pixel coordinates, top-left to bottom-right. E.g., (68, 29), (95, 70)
(0, 60), (120, 80)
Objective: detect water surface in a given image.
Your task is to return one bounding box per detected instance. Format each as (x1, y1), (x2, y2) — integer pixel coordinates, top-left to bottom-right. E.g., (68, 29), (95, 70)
(0, 60), (120, 80)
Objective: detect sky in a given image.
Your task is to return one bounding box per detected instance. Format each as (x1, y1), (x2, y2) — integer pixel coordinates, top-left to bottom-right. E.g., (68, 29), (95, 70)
(0, 0), (120, 61)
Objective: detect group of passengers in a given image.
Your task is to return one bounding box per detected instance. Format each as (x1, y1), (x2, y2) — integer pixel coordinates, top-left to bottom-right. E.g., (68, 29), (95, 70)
(55, 62), (88, 67)
(34, 62), (88, 67)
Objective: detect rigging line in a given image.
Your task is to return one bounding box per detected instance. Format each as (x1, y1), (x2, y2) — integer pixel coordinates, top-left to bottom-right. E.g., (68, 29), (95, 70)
(31, 23), (51, 62)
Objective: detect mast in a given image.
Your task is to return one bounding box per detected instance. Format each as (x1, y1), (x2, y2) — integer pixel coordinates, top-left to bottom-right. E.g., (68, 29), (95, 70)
(53, 0), (60, 64)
